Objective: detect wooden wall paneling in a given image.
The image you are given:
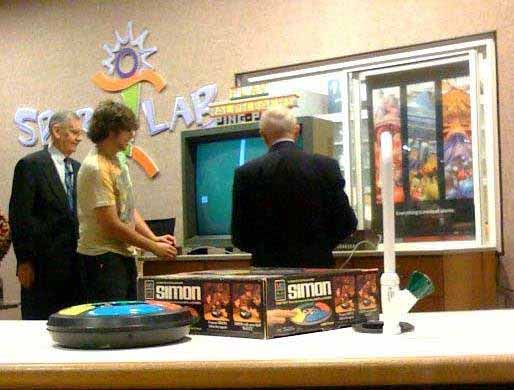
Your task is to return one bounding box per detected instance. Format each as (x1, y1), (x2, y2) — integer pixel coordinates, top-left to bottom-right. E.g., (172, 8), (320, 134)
(142, 260), (204, 276)
(443, 252), (483, 310)
(203, 260), (251, 270)
(481, 251), (498, 308)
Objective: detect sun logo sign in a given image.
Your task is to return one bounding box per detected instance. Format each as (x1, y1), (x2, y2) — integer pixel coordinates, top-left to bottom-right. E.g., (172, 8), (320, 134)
(92, 21), (166, 96)
(91, 21), (164, 178)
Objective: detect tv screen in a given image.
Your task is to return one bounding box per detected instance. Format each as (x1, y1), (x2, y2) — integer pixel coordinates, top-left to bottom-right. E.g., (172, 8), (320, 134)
(195, 136), (268, 235)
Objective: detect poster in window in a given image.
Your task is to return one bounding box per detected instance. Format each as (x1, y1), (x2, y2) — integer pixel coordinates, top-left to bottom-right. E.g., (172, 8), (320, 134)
(407, 82), (438, 202)
(367, 62), (475, 242)
(442, 77), (473, 200)
(372, 87), (404, 204)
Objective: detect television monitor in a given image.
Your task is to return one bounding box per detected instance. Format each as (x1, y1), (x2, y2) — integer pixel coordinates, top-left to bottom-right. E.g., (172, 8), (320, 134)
(181, 116), (336, 250)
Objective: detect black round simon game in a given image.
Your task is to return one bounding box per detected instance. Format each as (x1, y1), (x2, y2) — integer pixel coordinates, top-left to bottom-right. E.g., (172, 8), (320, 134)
(47, 301), (193, 349)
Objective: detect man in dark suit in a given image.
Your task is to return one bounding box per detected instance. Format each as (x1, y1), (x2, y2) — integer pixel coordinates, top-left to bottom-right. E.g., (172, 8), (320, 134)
(9, 111), (83, 319)
(231, 107), (357, 268)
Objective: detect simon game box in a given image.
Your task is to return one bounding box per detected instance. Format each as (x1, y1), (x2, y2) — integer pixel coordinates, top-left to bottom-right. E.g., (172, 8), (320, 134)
(137, 268), (379, 339)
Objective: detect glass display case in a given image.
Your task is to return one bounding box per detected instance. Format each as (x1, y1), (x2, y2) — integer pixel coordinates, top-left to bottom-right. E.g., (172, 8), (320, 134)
(236, 34), (500, 251)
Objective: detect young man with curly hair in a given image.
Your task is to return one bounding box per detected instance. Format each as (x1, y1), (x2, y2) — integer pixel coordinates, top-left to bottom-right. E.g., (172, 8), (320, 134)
(77, 100), (176, 302)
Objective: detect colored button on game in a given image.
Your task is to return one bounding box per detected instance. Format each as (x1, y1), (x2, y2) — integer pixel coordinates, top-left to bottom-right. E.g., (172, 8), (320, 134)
(86, 303), (164, 316)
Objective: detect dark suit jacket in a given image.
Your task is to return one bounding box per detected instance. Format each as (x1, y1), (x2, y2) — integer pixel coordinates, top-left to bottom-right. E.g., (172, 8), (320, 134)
(9, 148), (80, 289)
(231, 141), (357, 268)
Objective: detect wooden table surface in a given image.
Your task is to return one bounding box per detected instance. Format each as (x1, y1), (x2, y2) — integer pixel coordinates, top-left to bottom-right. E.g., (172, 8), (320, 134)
(1, 309), (513, 389)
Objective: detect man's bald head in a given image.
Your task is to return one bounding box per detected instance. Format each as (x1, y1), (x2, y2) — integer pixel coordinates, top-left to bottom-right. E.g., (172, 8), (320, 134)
(259, 106), (299, 147)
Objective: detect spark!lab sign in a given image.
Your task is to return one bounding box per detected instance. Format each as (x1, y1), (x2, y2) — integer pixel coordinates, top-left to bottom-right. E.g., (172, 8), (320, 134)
(13, 21), (217, 177)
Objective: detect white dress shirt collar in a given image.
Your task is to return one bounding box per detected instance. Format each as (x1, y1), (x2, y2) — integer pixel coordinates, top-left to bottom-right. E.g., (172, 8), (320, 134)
(48, 144), (67, 162)
(271, 137), (295, 146)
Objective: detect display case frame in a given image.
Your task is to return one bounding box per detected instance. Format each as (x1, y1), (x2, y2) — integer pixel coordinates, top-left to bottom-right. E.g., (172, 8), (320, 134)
(236, 33), (501, 252)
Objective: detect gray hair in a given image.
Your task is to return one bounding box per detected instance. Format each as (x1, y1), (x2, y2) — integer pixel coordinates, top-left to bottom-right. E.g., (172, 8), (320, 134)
(48, 111), (80, 139)
(259, 106), (297, 138)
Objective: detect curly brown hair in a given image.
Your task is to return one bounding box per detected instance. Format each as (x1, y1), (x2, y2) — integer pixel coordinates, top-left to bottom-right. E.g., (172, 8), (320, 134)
(88, 100), (138, 144)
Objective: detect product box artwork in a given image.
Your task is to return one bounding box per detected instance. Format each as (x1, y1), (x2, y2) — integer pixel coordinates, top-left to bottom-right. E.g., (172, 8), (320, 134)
(138, 268), (379, 339)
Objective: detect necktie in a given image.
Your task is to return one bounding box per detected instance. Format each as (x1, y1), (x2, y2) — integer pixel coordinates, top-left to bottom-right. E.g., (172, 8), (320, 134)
(64, 158), (74, 212)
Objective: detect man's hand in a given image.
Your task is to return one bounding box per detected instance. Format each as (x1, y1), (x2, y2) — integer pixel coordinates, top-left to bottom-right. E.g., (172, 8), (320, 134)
(267, 309), (296, 325)
(154, 234), (176, 246)
(17, 262), (35, 289)
(151, 241), (177, 260)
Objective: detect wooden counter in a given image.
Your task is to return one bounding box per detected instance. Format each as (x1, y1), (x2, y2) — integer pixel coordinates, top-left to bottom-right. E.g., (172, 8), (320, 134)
(1, 310), (513, 389)
(138, 248), (498, 312)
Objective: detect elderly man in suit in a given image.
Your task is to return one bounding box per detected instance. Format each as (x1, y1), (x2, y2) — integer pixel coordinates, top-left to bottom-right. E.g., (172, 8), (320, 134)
(9, 111), (83, 319)
(231, 106), (357, 268)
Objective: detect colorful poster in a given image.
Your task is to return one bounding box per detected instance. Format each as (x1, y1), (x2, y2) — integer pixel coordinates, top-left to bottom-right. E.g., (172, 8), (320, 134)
(368, 64), (475, 242)
(442, 77), (473, 200)
(372, 87), (404, 204)
(406, 82), (438, 202)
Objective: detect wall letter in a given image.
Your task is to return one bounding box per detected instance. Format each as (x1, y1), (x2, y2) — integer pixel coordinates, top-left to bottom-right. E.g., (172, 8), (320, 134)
(170, 96), (194, 131)
(76, 107), (94, 132)
(190, 83), (217, 125)
(14, 108), (38, 147)
(37, 109), (54, 145)
(142, 99), (170, 136)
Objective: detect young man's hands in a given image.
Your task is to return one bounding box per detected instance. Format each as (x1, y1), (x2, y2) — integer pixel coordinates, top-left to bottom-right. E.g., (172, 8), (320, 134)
(151, 235), (177, 260)
(154, 234), (176, 246)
